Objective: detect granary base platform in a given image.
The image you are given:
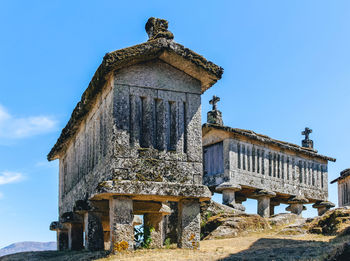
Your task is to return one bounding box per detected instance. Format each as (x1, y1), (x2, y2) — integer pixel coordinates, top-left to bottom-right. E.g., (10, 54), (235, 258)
(51, 181), (211, 251)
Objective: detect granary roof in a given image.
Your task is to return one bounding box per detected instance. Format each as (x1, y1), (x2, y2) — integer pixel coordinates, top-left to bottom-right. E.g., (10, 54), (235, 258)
(47, 18), (223, 161)
(330, 168), (350, 184)
(202, 123), (336, 162)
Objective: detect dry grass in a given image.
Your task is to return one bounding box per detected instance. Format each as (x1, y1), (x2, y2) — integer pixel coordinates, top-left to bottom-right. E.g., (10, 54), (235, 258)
(97, 233), (342, 261)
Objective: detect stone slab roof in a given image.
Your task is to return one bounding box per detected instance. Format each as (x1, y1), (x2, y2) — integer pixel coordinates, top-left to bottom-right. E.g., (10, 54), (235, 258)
(202, 123), (336, 162)
(330, 168), (350, 184)
(47, 21), (223, 161)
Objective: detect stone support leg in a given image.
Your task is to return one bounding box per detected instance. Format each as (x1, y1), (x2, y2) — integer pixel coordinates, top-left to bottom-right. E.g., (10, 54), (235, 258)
(287, 196), (308, 217)
(57, 230), (68, 251)
(288, 203), (304, 216)
(222, 189), (235, 206)
(270, 201), (280, 216)
(144, 213), (163, 248)
(257, 196), (271, 218)
(68, 223), (84, 250)
(177, 199), (200, 249)
(109, 196), (134, 252)
(312, 201), (335, 216)
(222, 189), (245, 211)
(84, 211), (104, 251)
(317, 207), (328, 216)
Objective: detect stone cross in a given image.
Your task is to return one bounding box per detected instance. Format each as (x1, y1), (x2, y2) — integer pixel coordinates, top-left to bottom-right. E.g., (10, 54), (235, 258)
(209, 95), (220, 111)
(301, 127), (312, 141)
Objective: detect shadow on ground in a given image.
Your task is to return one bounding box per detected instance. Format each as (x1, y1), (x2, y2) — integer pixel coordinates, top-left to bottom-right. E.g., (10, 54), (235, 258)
(221, 235), (350, 261)
(0, 250), (109, 261)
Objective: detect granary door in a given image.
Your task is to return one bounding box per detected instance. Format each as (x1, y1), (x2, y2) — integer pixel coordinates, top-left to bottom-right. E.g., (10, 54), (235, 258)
(203, 142), (224, 176)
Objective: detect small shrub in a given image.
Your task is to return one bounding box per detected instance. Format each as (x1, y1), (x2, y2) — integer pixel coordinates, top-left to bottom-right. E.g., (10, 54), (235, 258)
(164, 238), (171, 249)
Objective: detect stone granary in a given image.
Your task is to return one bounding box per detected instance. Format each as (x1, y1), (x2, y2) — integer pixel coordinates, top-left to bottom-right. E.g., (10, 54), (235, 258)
(203, 98), (336, 217)
(48, 17), (223, 252)
(331, 169), (350, 207)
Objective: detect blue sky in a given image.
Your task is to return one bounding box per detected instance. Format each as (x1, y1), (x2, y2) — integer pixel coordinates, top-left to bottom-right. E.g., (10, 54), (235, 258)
(1, 0), (350, 248)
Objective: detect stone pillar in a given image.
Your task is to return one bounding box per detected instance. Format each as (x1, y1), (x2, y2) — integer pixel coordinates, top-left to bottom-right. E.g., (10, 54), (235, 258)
(50, 221), (68, 251)
(253, 190), (276, 218)
(216, 183), (245, 211)
(177, 199), (200, 249)
(270, 200), (280, 216)
(57, 230), (69, 251)
(286, 196), (308, 216)
(109, 196), (134, 252)
(84, 211), (104, 251)
(144, 213), (163, 248)
(312, 201), (335, 216)
(163, 201), (178, 244)
(68, 223), (84, 250)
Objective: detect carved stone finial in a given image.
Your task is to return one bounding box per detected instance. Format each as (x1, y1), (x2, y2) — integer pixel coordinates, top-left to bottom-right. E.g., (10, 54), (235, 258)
(207, 95), (223, 126)
(145, 17), (174, 41)
(301, 127), (314, 149)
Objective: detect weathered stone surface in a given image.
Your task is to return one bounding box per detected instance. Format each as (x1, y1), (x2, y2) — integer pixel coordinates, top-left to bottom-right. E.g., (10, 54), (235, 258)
(144, 213), (164, 248)
(177, 199), (200, 249)
(207, 95), (223, 126)
(84, 212), (104, 251)
(49, 18), (221, 252)
(145, 17), (174, 41)
(201, 213), (271, 240)
(48, 20), (223, 161)
(94, 180), (211, 201)
(308, 207), (350, 235)
(202, 123), (335, 215)
(67, 223), (84, 251)
(313, 201), (335, 216)
(331, 169), (350, 208)
(109, 197), (134, 252)
(268, 213), (300, 227)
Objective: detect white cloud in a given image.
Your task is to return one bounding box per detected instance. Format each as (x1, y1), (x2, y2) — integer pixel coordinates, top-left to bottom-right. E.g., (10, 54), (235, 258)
(0, 171), (24, 185)
(0, 104), (57, 139)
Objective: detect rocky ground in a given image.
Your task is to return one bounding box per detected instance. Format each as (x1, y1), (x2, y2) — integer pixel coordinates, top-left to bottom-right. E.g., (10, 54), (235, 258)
(2, 202), (350, 261)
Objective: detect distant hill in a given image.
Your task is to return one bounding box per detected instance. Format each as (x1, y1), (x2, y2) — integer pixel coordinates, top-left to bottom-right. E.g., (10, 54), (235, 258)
(0, 241), (56, 257)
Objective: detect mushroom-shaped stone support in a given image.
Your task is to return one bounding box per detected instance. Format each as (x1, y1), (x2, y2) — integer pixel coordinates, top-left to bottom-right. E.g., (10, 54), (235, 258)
(286, 196), (309, 216)
(312, 201), (335, 216)
(50, 221), (68, 251)
(252, 190), (276, 218)
(133, 216), (143, 226)
(216, 183), (245, 211)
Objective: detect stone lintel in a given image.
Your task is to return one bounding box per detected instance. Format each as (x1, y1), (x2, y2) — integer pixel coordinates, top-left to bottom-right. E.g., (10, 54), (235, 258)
(287, 196), (309, 204)
(235, 195), (247, 204)
(252, 189), (276, 199)
(133, 201), (171, 215)
(61, 212), (83, 224)
(94, 180), (211, 202)
(215, 182), (241, 192)
(312, 201), (335, 209)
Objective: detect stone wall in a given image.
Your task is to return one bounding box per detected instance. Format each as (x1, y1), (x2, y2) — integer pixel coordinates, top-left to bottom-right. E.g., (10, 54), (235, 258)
(59, 78), (115, 215)
(338, 176), (350, 207)
(59, 59), (203, 215)
(203, 130), (329, 202)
